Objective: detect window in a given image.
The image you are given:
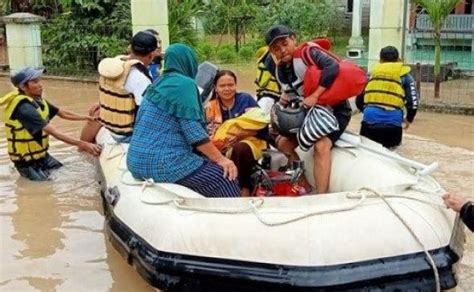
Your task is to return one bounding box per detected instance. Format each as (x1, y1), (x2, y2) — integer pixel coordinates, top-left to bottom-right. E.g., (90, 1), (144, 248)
(465, 0), (472, 14)
(347, 0), (353, 13)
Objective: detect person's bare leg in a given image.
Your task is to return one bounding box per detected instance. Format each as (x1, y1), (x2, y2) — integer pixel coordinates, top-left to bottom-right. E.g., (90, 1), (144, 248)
(313, 137), (332, 194)
(276, 135), (299, 164)
(241, 187), (251, 197)
(80, 121), (102, 143)
(276, 135), (311, 190)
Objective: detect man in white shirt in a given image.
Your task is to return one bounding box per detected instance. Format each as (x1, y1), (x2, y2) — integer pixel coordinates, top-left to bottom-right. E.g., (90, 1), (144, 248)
(81, 31), (157, 143)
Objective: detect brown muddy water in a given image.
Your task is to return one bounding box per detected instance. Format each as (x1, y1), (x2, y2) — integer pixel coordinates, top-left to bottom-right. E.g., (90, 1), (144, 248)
(0, 75), (473, 291)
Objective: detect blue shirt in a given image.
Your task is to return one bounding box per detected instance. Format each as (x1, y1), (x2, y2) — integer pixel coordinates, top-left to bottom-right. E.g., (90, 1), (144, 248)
(220, 92), (258, 121)
(127, 98), (209, 182)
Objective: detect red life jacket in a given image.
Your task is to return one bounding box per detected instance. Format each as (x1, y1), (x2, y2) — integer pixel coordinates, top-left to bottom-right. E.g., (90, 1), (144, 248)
(276, 41), (366, 106)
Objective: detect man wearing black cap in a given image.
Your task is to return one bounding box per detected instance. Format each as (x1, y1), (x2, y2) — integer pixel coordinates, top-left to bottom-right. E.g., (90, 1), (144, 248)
(83, 31), (157, 143)
(0, 67), (101, 181)
(266, 25), (351, 194)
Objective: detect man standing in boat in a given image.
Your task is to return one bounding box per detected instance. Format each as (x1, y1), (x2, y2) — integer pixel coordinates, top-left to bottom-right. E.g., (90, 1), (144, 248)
(266, 25), (352, 194)
(0, 67), (101, 181)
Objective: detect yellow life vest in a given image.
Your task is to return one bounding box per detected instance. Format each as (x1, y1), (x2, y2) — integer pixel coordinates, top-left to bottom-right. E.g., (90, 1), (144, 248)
(98, 55), (146, 136)
(213, 108), (269, 160)
(364, 62), (411, 110)
(1, 91), (49, 162)
(255, 47), (281, 102)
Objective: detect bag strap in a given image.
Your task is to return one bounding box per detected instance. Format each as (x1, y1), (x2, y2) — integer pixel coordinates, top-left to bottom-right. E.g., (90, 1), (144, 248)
(302, 42), (341, 66)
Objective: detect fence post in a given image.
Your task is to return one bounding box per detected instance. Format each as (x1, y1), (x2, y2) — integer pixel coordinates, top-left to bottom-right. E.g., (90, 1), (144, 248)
(368, 0), (406, 70)
(131, 0), (169, 51)
(0, 13), (45, 71)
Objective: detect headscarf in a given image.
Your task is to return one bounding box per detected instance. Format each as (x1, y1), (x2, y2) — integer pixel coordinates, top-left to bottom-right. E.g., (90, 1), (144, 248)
(145, 43), (204, 123)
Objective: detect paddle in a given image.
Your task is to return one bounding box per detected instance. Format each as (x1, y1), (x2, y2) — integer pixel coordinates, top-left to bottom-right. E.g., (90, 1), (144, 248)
(336, 132), (439, 176)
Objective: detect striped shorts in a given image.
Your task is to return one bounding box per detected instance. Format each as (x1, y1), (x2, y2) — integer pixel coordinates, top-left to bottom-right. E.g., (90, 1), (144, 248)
(297, 105), (339, 152)
(177, 160), (241, 198)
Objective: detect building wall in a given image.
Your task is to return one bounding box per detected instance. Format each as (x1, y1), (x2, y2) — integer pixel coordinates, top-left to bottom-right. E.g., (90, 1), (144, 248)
(335, 0), (371, 30)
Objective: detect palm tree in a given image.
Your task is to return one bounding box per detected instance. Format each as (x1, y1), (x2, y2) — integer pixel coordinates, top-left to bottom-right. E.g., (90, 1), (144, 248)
(412, 0), (462, 98)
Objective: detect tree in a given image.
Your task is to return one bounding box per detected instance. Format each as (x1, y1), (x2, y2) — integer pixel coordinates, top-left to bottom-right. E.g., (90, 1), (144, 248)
(412, 0), (462, 98)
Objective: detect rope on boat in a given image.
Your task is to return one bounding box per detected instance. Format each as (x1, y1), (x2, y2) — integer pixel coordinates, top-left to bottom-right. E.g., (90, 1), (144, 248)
(361, 187), (441, 292)
(248, 191), (367, 226)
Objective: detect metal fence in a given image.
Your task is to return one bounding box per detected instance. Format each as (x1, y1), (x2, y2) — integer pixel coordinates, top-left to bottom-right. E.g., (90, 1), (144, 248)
(403, 14), (474, 110)
(40, 23), (131, 78)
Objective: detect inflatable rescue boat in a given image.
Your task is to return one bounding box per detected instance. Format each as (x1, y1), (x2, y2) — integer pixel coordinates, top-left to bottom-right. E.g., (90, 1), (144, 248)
(97, 128), (464, 291)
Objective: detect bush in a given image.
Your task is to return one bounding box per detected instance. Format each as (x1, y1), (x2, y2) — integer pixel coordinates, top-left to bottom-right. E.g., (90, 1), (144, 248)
(196, 42), (215, 63)
(41, 0), (131, 76)
(216, 45), (237, 63)
(238, 45), (254, 62)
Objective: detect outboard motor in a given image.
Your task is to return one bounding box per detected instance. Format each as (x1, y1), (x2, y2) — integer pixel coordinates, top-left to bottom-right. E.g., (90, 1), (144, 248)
(195, 61), (218, 105)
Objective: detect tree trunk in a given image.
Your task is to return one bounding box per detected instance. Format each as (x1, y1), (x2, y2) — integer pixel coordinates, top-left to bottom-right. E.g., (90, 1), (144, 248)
(433, 31), (441, 98)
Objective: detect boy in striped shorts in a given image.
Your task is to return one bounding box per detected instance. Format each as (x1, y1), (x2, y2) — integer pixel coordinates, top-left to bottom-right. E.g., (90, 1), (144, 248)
(266, 25), (351, 194)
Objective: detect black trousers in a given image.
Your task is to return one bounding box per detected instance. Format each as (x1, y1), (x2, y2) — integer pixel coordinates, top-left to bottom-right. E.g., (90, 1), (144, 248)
(360, 122), (403, 148)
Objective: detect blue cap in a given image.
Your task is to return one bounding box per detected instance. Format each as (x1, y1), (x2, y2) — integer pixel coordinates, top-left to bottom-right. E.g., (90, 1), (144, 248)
(10, 67), (44, 87)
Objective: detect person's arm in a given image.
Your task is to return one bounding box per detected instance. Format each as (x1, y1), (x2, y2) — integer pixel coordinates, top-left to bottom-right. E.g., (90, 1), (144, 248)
(43, 124), (101, 156)
(460, 201), (474, 232)
(179, 118), (237, 180)
(57, 108), (93, 121)
(124, 67), (152, 106)
(402, 74), (418, 129)
(302, 47), (340, 107)
(195, 142), (238, 180)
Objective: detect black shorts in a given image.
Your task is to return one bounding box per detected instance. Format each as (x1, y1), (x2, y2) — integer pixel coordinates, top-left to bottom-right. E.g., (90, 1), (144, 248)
(360, 122), (402, 148)
(327, 101), (352, 145)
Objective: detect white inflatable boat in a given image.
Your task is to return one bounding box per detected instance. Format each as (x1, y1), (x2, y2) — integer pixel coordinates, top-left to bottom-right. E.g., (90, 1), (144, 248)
(97, 129), (464, 291)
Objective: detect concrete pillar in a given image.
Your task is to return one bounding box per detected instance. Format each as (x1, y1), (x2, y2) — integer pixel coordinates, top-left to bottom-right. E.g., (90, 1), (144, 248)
(131, 0), (169, 51)
(347, 0), (364, 58)
(0, 13), (45, 71)
(368, 0), (406, 70)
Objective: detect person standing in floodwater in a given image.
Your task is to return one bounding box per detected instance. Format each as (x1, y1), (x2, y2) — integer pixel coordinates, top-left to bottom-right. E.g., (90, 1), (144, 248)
(0, 67), (101, 181)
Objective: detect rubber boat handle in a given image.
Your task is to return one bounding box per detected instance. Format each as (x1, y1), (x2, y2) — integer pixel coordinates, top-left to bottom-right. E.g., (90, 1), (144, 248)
(338, 133), (439, 176)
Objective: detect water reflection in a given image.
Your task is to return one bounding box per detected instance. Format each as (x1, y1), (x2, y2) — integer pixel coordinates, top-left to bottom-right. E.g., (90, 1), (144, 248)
(11, 178), (66, 259)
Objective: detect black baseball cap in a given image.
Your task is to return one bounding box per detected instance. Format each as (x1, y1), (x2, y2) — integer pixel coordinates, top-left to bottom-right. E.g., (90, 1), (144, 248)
(130, 31), (158, 55)
(265, 25), (293, 46)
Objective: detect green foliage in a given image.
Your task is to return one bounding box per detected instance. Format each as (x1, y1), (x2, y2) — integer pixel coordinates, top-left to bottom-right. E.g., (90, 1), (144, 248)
(216, 45), (238, 63)
(238, 45), (255, 62)
(203, 0), (342, 51)
(168, 0), (205, 46)
(41, 0), (131, 76)
(203, 0), (258, 35)
(195, 42), (215, 63)
(253, 0), (341, 41)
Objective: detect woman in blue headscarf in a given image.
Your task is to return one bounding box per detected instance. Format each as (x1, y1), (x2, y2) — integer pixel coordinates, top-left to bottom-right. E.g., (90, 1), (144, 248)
(127, 44), (240, 198)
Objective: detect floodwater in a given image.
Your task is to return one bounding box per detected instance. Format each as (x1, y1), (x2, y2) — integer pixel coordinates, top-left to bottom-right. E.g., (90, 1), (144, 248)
(0, 76), (473, 291)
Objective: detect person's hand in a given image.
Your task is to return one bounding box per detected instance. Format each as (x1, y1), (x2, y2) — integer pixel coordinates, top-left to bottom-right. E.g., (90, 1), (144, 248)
(403, 119), (410, 130)
(279, 93), (289, 106)
(442, 192), (468, 212)
(216, 157), (238, 181)
(303, 93), (319, 108)
(78, 141), (102, 156)
(86, 115), (96, 122)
